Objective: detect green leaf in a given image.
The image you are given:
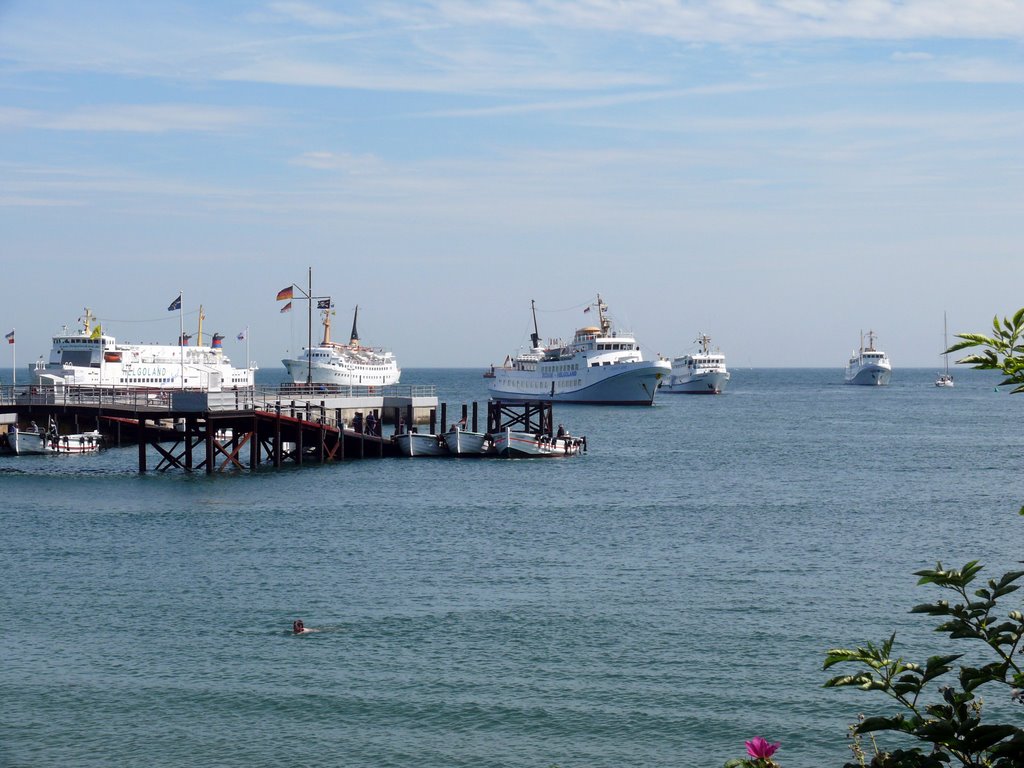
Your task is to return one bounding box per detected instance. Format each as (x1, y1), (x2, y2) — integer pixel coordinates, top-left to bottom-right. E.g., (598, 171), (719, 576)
(963, 724), (1020, 752)
(824, 673), (874, 688)
(856, 714), (908, 734)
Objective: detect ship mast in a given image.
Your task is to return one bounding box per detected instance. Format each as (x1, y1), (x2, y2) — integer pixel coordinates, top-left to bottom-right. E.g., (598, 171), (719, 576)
(321, 304), (333, 346)
(197, 305), (205, 347)
(79, 308), (95, 335)
(529, 299), (541, 350)
(596, 294), (610, 336)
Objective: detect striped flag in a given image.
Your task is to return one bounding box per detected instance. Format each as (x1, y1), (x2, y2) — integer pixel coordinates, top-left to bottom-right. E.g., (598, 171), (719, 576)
(280, 301), (292, 313)
(276, 286), (293, 301)
(4, 329), (13, 344)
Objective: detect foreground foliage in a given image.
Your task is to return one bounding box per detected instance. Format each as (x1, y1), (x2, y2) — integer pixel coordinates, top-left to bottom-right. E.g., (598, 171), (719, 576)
(822, 310), (1024, 767)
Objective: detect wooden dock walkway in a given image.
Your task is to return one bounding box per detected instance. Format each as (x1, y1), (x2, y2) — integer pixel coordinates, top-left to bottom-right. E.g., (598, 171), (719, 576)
(0, 384), (430, 472)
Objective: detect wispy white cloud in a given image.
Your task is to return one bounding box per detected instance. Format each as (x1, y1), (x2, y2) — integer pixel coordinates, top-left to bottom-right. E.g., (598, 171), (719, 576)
(263, 1), (354, 28)
(291, 151), (383, 173)
(0, 104), (265, 133)
(427, 0), (1024, 42)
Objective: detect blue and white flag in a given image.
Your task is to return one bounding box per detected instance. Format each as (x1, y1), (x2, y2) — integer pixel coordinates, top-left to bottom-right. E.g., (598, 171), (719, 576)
(167, 294), (182, 311)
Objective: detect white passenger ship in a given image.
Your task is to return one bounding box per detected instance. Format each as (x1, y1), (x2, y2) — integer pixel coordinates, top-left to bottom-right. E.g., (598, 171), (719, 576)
(661, 333), (730, 394)
(487, 295), (670, 406)
(30, 309), (255, 391)
(845, 330), (892, 386)
(282, 305), (400, 387)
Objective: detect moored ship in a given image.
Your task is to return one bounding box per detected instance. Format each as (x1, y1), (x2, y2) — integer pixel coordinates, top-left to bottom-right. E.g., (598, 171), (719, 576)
(282, 305), (400, 387)
(30, 308), (255, 391)
(661, 333), (730, 394)
(487, 295), (670, 406)
(845, 330), (891, 386)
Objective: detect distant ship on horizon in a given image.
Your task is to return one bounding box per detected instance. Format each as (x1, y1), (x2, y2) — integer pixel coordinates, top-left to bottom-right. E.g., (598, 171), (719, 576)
(845, 330), (891, 386)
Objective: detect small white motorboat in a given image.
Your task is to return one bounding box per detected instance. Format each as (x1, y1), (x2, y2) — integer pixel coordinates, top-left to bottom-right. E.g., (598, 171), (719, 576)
(2, 417), (103, 456)
(393, 430), (448, 457)
(441, 423), (493, 456)
(491, 428), (586, 458)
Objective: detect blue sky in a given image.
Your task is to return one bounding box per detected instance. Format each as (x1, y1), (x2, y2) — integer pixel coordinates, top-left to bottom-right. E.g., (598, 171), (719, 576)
(2, 0), (1023, 369)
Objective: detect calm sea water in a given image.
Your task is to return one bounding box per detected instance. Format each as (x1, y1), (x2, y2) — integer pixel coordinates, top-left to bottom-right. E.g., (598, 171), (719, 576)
(2, 367), (1022, 767)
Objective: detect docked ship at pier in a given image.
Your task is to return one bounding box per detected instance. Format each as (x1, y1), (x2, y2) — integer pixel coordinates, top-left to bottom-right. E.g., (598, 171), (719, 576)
(30, 308), (255, 391)
(487, 295), (670, 406)
(282, 304), (401, 387)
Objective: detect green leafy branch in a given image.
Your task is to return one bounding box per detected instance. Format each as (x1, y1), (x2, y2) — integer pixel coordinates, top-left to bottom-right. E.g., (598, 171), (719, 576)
(823, 562), (1024, 767)
(947, 308), (1024, 393)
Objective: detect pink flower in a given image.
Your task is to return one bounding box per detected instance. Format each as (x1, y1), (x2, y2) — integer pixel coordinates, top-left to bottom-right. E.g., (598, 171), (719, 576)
(745, 736), (780, 760)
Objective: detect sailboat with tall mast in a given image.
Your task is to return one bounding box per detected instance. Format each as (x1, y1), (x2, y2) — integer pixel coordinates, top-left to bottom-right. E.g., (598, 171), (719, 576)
(279, 274), (401, 387)
(935, 312), (954, 388)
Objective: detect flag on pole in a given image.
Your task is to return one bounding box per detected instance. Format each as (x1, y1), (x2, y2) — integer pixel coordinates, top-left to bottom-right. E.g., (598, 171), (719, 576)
(317, 299), (331, 309)
(280, 301), (293, 313)
(4, 330), (13, 344)
(583, 306), (591, 313)
(168, 294), (182, 311)
(276, 286), (294, 301)
(237, 330), (246, 341)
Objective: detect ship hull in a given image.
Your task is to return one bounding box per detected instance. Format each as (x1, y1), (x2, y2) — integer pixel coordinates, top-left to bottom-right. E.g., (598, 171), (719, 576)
(441, 429), (492, 455)
(661, 370), (730, 394)
(488, 361), (669, 405)
(282, 357), (400, 387)
(393, 432), (448, 457)
(845, 365), (891, 386)
(492, 430), (585, 458)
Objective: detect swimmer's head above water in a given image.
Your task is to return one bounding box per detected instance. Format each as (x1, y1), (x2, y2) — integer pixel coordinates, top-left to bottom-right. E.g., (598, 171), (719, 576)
(293, 619), (304, 634)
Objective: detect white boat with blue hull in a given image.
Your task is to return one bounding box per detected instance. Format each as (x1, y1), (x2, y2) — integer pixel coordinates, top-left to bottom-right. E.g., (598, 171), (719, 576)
(662, 333), (730, 394)
(845, 330), (892, 386)
(487, 295), (670, 406)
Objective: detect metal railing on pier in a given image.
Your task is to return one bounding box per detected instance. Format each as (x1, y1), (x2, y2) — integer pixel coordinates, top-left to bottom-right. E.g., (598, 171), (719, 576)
(0, 382), (437, 414)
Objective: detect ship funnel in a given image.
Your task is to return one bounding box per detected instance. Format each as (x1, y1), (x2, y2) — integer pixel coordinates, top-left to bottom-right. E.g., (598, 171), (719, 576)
(349, 306), (360, 347)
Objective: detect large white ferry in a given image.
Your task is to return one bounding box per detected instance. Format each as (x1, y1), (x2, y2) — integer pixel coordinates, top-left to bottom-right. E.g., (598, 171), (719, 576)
(282, 305), (400, 387)
(30, 308), (255, 391)
(487, 295), (670, 406)
(661, 333), (730, 394)
(845, 330), (892, 386)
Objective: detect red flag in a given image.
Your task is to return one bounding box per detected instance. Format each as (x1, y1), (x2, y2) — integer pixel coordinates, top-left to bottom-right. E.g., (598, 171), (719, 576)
(280, 301), (292, 313)
(276, 286), (294, 301)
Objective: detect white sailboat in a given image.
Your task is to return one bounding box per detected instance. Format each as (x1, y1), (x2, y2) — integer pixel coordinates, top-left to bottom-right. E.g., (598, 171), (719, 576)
(935, 312), (954, 388)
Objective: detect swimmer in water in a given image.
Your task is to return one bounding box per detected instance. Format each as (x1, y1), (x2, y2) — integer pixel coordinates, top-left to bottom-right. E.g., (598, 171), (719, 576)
(293, 619), (305, 634)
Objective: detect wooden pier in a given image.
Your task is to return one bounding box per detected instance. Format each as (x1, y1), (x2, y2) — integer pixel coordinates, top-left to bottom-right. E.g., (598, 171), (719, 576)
(0, 385), (580, 472)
